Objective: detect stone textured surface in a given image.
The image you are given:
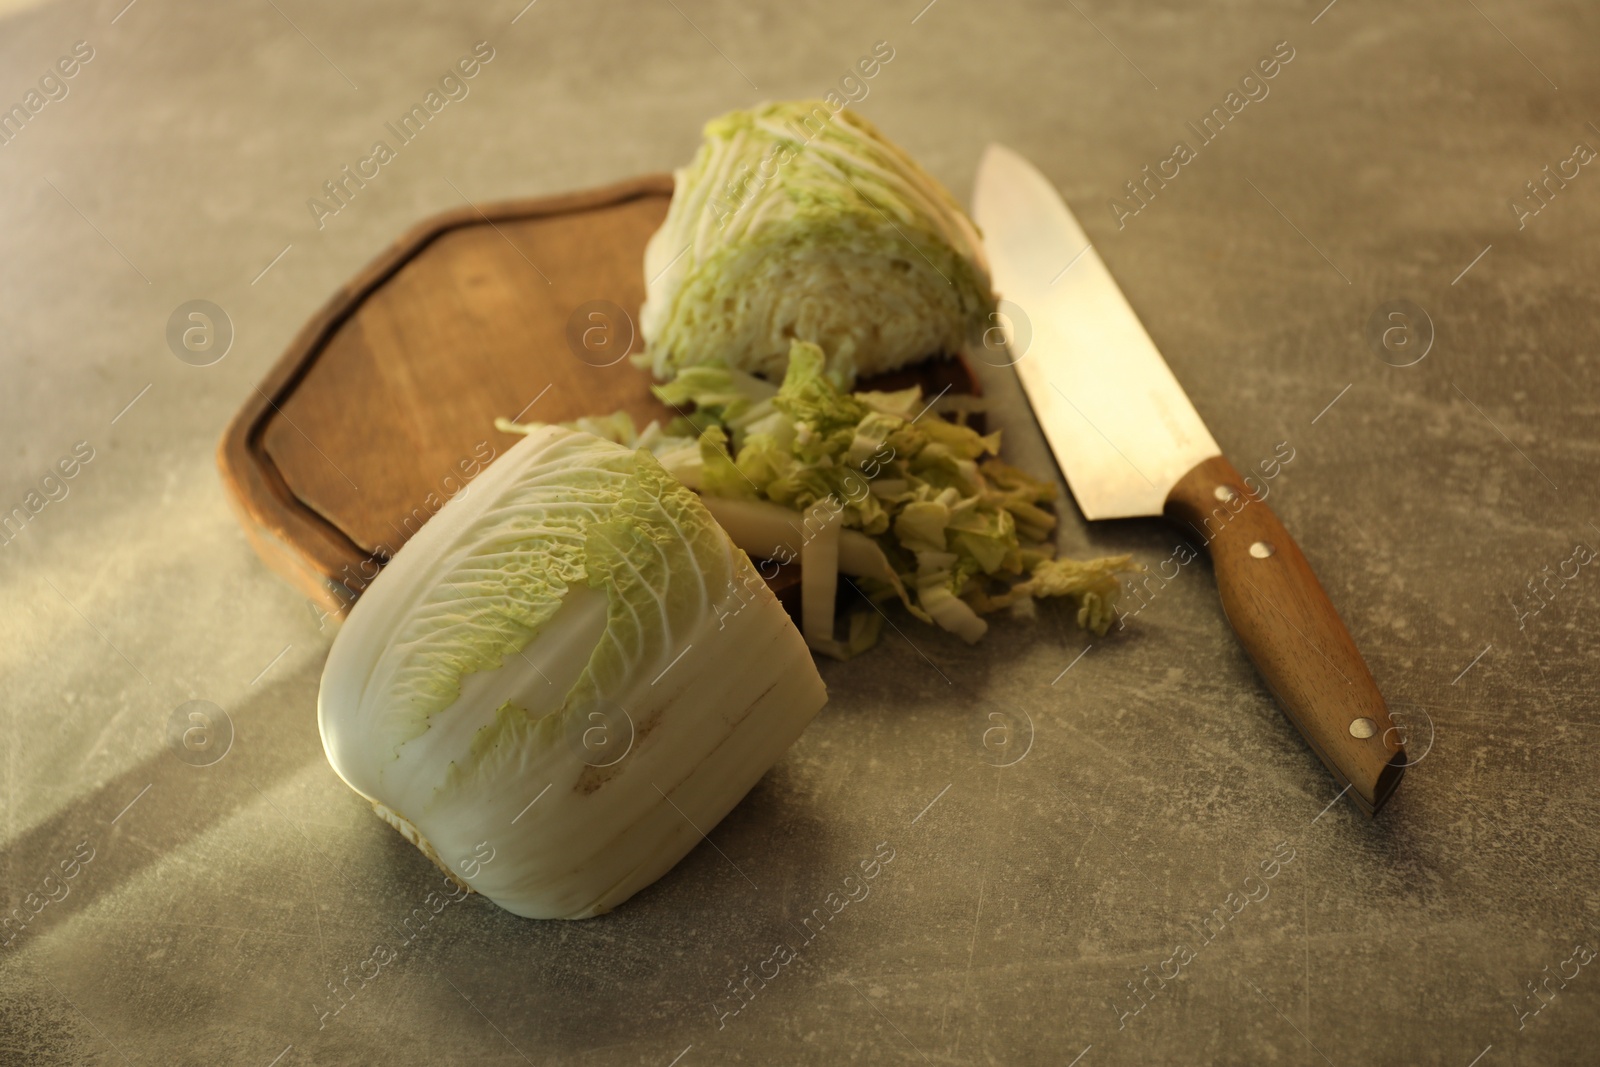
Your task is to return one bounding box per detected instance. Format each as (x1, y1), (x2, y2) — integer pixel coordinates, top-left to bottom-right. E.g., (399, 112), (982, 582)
(1, 1), (1596, 1064)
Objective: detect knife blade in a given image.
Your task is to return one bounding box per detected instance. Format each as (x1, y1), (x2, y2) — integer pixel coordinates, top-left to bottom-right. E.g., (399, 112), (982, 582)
(972, 143), (1406, 816)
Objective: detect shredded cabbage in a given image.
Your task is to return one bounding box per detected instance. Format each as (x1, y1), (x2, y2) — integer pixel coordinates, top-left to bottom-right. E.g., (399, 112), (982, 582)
(501, 343), (1137, 654)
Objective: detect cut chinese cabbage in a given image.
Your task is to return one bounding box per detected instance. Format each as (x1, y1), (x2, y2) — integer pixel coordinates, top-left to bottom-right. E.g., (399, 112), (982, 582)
(318, 426), (827, 920)
(499, 343), (1137, 653)
(669, 341), (1135, 646)
(640, 100), (996, 383)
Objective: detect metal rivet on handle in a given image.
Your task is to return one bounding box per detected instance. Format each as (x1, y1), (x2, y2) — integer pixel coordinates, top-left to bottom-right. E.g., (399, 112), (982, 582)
(1349, 717), (1378, 739)
(1213, 485), (1238, 503)
(1249, 541), (1276, 559)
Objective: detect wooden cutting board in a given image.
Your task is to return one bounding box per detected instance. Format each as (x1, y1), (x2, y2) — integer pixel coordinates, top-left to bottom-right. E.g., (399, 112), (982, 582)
(218, 174), (978, 617)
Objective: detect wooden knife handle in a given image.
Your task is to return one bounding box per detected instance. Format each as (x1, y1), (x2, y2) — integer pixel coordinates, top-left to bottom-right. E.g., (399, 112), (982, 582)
(1164, 456), (1406, 816)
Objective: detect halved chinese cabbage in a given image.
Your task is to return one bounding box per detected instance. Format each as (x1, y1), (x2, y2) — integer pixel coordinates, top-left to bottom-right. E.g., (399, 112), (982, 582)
(318, 426), (826, 919)
(641, 100), (996, 383)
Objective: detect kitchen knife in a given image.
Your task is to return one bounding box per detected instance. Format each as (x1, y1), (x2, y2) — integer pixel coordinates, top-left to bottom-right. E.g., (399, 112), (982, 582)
(972, 143), (1405, 816)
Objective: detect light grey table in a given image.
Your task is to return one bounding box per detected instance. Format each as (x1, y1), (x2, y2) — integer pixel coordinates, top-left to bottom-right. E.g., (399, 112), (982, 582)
(2, 1), (1596, 1064)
